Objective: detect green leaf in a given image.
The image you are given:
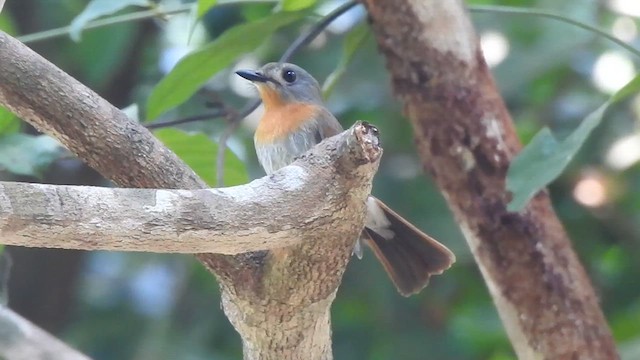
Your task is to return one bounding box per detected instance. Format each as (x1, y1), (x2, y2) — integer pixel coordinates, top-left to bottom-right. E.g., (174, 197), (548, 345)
(611, 74), (640, 103)
(0, 134), (62, 177)
(0, 7), (16, 34)
(69, 0), (151, 41)
(322, 21), (369, 98)
(0, 106), (20, 135)
(146, 12), (302, 120)
(507, 73), (640, 211)
(506, 112), (600, 211)
(280, 0), (316, 11)
(154, 129), (248, 186)
(197, 0), (217, 18)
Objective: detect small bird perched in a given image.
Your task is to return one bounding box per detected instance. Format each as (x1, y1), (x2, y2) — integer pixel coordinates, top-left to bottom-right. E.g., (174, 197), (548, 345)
(236, 62), (455, 296)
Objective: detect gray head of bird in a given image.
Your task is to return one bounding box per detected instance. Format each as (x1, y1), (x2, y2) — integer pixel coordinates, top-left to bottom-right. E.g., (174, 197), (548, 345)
(235, 62), (323, 106)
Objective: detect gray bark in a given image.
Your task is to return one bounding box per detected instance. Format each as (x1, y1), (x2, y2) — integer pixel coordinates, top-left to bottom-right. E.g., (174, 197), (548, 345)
(0, 126), (379, 255)
(0, 30), (381, 360)
(0, 306), (91, 360)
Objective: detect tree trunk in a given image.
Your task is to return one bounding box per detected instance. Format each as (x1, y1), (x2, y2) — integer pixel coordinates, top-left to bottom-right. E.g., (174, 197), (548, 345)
(359, 0), (618, 359)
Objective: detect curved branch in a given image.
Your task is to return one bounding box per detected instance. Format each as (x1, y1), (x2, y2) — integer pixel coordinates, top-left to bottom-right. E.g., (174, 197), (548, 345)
(0, 30), (380, 359)
(469, 5), (640, 59)
(279, 1), (359, 62)
(144, 110), (226, 129)
(0, 306), (91, 360)
(0, 124), (381, 255)
(0, 31), (204, 190)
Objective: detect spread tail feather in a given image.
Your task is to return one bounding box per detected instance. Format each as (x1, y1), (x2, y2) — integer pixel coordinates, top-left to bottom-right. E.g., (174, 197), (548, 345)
(363, 197), (455, 296)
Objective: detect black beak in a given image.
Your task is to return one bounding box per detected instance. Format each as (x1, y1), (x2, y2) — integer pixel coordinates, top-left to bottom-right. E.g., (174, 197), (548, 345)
(235, 69), (269, 83)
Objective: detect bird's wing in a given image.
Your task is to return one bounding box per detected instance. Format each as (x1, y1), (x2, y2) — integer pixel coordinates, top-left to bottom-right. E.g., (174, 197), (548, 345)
(315, 108), (344, 140)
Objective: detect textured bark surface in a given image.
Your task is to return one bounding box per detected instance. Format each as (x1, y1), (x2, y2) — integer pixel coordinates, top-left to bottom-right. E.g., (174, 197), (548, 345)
(360, 0), (617, 359)
(0, 127), (377, 255)
(0, 306), (91, 360)
(0, 31), (382, 359)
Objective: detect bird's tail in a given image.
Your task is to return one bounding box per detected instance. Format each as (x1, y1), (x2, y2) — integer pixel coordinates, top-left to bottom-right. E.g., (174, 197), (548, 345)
(362, 197), (455, 296)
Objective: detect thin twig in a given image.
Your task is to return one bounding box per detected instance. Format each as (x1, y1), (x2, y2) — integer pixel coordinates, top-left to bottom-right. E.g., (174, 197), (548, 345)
(18, 0), (358, 186)
(145, 110), (226, 129)
(216, 117), (242, 186)
(279, 1), (359, 62)
(469, 5), (640, 59)
(16, 0), (279, 45)
(17, 4), (192, 44)
(215, 0), (359, 186)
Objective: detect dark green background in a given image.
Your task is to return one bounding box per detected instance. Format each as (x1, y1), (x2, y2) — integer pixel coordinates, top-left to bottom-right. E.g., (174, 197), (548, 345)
(1, 0), (639, 359)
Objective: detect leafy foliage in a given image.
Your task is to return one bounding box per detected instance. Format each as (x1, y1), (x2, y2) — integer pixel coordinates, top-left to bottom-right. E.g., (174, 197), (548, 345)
(154, 128), (248, 186)
(197, 0), (217, 18)
(0, 106), (19, 135)
(0, 134), (61, 177)
(322, 20), (369, 98)
(2, 0), (640, 359)
(146, 11), (302, 120)
(69, 0), (151, 41)
(508, 75), (640, 211)
(281, 0), (317, 12)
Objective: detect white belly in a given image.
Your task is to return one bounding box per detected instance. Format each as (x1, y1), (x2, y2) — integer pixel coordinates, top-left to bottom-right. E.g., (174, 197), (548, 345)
(255, 125), (320, 175)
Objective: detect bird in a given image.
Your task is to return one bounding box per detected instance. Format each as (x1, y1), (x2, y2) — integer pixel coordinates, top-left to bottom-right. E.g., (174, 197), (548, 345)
(236, 62), (455, 296)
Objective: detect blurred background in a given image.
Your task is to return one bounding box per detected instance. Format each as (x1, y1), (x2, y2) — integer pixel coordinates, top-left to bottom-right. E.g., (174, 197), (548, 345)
(0, 0), (639, 359)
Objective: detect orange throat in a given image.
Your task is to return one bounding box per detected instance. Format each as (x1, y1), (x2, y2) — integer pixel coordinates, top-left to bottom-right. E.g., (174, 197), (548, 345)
(254, 86), (319, 144)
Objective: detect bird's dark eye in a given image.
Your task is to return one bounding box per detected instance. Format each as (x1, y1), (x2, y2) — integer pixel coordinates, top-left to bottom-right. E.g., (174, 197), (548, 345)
(282, 69), (297, 83)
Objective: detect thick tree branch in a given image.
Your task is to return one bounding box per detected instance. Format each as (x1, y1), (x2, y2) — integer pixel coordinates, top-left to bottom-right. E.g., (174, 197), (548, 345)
(0, 29), (380, 359)
(0, 32), (204, 190)
(0, 125), (380, 255)
(359, 0), (617, 358)
(0, 306), (91, 360)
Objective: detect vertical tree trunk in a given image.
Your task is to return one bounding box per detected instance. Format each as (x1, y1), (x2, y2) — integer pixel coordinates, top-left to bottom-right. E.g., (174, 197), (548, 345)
(359, 0), (618, 358)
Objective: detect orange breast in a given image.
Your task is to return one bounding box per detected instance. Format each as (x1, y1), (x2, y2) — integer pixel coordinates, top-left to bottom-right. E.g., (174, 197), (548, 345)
(255, 101), (319, 144)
